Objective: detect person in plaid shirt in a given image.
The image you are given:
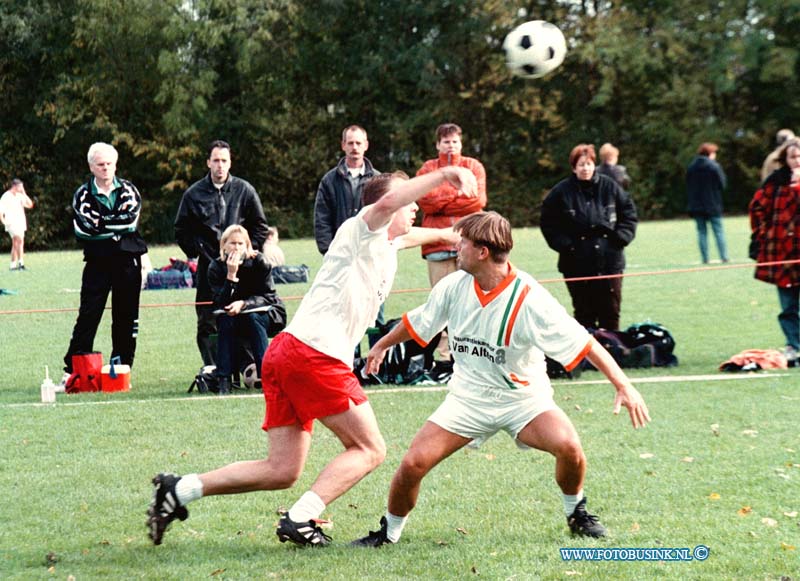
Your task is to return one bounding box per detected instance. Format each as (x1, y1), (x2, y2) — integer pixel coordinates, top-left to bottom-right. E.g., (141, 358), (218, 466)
(749, 138), (800, 365)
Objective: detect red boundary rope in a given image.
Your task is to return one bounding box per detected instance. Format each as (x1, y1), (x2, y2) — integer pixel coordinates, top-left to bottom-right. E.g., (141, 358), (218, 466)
(2, 259), (799, 316)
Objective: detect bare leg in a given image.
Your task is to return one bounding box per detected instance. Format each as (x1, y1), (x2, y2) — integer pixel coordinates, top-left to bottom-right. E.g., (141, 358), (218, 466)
(199, 423), (311, 495)
(10, 236), (22, 264)
(387, 421), (470, 517)
(516, 408), (586, 494)
(310, 400), (386, 504)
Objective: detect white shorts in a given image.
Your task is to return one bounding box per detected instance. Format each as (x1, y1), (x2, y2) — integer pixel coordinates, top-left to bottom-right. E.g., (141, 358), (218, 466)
(5, 223), (24, 239)
(428, 389), (558, 450)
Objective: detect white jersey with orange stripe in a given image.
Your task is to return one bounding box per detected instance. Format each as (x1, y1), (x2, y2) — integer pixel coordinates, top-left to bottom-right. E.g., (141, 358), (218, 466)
(403, 264), (591, 398)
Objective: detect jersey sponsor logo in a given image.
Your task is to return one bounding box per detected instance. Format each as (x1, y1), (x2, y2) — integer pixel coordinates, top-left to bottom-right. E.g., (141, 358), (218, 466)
(452, 335), (505, 363)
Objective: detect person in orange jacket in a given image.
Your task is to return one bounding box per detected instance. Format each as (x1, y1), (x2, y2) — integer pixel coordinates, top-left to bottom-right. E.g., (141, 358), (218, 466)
(416, 123), (487, 369)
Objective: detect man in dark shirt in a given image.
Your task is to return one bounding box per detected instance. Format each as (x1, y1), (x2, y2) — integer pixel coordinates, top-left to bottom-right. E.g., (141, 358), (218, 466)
(174, 140), (268, 366)
(313, 125), (380, 255)
(686, 142), (728, 264)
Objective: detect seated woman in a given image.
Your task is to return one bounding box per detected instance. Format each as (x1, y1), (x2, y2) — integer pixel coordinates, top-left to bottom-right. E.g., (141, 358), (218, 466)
(208, 225), (287, 394)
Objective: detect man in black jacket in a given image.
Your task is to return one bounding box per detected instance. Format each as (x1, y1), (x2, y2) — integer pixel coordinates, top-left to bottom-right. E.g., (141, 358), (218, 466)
(313, 125), (380, 255)
(62, 142), (148, 384)
(541, 144), (638, 331)
(174, 140), (269, 366)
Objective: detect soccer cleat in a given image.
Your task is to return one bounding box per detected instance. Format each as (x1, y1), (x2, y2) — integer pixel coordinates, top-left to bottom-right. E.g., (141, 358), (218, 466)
(350, 516), (394, 547)
(147, 473), (189, 545)
(567, 498), (607, 538)
(276, 514), (332, 547)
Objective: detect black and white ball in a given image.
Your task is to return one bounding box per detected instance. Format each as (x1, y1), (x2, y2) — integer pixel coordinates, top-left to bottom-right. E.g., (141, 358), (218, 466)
(242, 362), (260, 389)
(503, 20), (567, 79)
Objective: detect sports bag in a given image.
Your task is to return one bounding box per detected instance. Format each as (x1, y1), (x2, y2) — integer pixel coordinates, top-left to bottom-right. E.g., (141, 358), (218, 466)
(272, 265), (310, 284)
(353, 319), (440, 385)
(146, 269), (193, 290)
(65, 351), (103, 393)
(583, 323), (678, 370)
(624, 322), (678, 367)
(188, 365), (220, 394)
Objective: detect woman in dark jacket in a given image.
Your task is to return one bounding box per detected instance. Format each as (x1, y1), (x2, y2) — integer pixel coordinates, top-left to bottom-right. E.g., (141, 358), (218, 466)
(208, 225), (287, 393)
(540, 143), (638, 330)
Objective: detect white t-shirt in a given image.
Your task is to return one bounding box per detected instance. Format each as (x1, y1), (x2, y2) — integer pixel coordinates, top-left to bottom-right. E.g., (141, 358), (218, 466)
(286, 207), (398, 365)
(0, 190), (28, 232)
(403, 266), (591, 400)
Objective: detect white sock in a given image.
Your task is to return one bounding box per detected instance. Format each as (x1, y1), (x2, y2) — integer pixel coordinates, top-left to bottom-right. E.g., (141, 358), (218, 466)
(175, 473), (204, 506)
(385, 511), (408, 543)
(288, 491), (326, 522)
(563, 490), (584, 516)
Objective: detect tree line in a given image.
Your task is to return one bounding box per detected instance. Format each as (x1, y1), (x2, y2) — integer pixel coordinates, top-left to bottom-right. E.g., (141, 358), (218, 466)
(1, 0), (797, 249)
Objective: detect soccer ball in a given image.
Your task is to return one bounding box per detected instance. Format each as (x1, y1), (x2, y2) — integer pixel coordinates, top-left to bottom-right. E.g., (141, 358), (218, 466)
(503, 20), (567, 79)
(242, 362), (260, 389)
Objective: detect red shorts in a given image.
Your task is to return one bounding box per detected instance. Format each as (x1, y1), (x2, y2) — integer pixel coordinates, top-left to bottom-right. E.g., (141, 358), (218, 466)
(261, 332), (368, 433)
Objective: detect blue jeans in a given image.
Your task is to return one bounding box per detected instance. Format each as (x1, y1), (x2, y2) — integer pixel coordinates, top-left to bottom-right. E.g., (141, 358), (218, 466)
(694, 216), (728, 263)
(777, 286), (800, 350)
(215, 312), (270, 378)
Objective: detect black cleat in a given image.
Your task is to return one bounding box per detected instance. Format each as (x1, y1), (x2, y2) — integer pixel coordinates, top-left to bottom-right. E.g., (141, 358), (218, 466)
(351, 516), (394, 547)
(567, 498), (607, 538)
(276, 514), (332, 547)
(147, 473), (189, 545)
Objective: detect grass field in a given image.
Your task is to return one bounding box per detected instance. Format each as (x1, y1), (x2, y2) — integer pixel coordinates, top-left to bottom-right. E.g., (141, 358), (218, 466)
(0, 216), (798, 580)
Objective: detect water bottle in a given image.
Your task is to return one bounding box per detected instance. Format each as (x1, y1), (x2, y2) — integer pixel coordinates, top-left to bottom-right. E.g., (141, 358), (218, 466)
(41, 366), (56, 404)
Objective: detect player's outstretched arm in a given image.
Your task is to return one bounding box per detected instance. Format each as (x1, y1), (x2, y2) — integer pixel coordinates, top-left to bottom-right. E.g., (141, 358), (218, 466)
(396, 226), (460, 250)
(365, 321), (414, 375)
(365, 166), (478, 232)
(584, 337), (651, 429)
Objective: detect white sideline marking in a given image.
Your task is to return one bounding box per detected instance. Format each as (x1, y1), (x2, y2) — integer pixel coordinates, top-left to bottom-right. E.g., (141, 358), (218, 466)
(1, 371), (789, 409)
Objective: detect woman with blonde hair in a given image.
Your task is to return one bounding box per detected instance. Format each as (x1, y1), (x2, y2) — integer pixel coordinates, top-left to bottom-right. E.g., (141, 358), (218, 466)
(207, 225), (287, 393)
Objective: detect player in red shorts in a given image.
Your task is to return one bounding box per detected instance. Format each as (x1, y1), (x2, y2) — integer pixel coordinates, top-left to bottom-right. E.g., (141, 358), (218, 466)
(147, 165), (478, 547)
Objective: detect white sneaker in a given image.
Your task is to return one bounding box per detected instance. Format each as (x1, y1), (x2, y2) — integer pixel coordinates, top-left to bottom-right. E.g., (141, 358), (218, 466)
(55, 371), (71, 393)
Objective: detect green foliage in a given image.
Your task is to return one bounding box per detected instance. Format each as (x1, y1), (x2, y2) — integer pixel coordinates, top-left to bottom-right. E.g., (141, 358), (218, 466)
(3, 0), (800, 248)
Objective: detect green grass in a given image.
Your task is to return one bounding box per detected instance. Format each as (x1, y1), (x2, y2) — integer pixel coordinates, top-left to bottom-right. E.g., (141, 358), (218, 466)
(0, 216), (798, 579)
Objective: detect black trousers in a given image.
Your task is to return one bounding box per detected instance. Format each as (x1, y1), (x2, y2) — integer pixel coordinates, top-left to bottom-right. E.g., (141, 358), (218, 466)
(565, 276), (623, 331)
(64, 255), (142, 372)
(195, 256), (217, 366)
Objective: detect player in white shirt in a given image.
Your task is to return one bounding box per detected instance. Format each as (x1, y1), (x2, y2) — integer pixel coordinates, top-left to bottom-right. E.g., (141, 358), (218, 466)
(147, 166), (479, 548)
(353, 211), (650, 546)
(0, 178), (34, 270)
